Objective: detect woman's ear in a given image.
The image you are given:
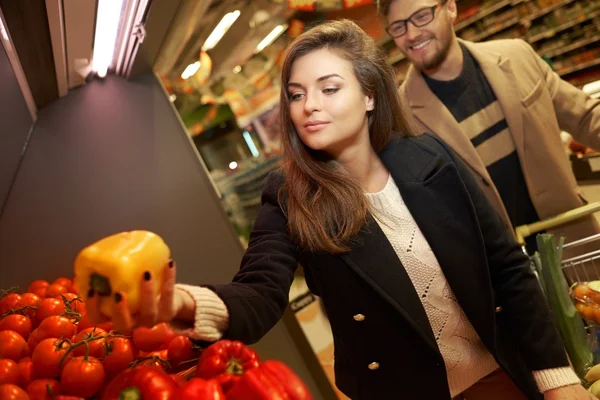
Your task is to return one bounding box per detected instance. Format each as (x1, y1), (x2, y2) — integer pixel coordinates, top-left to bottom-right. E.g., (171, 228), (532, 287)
(365, 93), (375, 112)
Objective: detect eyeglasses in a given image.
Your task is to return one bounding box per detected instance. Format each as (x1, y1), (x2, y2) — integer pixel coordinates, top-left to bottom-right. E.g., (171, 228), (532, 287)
(385, 2), (447, 38)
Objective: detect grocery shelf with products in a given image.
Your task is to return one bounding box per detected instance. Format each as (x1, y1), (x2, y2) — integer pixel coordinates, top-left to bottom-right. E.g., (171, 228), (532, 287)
(383, 0), (600, 88)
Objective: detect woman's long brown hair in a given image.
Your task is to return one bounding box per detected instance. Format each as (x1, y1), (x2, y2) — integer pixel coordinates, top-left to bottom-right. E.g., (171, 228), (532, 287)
(279, 19), (413, 254)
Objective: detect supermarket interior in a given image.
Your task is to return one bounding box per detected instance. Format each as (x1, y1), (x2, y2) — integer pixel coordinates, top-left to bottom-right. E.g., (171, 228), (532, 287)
(2, 0), (600, 398)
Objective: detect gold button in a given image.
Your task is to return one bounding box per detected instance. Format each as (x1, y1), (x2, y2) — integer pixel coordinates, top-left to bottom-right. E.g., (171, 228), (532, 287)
(495, 306), (503, 313)
(368, 362), (380, 370)
(353, 314), (365, 321)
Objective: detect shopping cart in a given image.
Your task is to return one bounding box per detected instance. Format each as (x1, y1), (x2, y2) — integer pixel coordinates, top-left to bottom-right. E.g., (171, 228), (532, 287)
(514, 202), (600, 286)
(515, 202), (600, 380)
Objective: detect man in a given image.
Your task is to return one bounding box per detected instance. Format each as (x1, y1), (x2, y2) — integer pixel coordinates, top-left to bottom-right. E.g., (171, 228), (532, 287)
(377, 0), (599, 399)
(378, 0), (600, 256)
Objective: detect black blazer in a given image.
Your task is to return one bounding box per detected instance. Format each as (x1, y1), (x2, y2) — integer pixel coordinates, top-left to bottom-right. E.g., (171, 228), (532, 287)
(210, 133), (569, 399)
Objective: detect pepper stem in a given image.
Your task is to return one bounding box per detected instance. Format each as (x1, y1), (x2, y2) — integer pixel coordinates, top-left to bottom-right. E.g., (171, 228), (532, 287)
(119, 387), (142, 400)
(90, 273), (112, 296)
(226, 358), (244, 375)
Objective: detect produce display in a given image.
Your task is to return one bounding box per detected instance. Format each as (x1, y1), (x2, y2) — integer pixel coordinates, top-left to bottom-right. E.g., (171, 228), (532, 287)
(0, 230), (313, 399)
(572, 281), (600, 324)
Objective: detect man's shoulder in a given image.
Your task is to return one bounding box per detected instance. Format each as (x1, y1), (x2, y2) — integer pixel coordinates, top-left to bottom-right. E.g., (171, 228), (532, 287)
(464, 38), (532, 58)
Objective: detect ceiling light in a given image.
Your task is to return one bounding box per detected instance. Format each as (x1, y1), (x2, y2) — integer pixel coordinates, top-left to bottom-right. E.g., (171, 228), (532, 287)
(255, 24), (288, 53)
(243, 131), (260, 157)
(202, 10), (241, 52)
(92, 0), (125, 77)
(233, 65), (242, 74)
(181, 61), (201, 79)
(229, 161), (238, 170)
(169, 94), (177, 102)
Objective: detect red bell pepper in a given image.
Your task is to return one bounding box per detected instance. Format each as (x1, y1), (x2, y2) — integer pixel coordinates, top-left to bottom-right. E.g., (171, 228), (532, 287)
(195, 340), (260, 392)
(226, 360), (312, 400)
(101, 366), (178, 400)
(178, 378), (225, 400)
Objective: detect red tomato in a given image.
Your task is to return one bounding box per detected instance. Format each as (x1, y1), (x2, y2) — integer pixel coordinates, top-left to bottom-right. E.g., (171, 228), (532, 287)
(17, 293), (41, 320)
(70, 280), (79, 295)
(74, 314), (113, 334)
(31, 287), (47, 298)
(27, 328), (43, 354)
(72, 328), (107, 359)
(60, 357), (105, 398)
(102, 337), (138, 378)
(0, 359), (20, 385)
(37, 316), (76, 341)
(45, 284), (68, 298)
(0, 384), (29, 400)
(0, 294), (22, 315)
(35, 298), (66, 325)
(31, 338), (71, 378)
(75, 314), (94, 333)
(58, 293), (85, 314)
(138, 350), (169, 370)
(133, 323), (177, 352)
(53, 278), (73, 291)
(17, 358), (33, 388)
(0, 314), (33, 340)
(26, 378), (61, 400)
(28, 280), (50, 292)
(100, 321), (115, 333)
(167, 336), (197, 370)
(169, 373), (187, 387)
(0, 330), (28, 361)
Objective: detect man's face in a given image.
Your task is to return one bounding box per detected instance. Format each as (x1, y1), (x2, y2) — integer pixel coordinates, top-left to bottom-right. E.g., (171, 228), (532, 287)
(386, 0), (457, 72)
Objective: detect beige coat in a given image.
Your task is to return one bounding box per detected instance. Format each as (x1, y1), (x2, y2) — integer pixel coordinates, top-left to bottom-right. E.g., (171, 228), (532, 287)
(399, 38), (600, 256)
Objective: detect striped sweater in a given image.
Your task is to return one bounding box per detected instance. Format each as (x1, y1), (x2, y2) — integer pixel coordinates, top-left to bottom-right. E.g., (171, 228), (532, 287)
(424, 43), (540, 251)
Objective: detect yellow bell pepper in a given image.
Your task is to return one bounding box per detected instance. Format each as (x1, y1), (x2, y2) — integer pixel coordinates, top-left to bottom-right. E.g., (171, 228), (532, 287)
(74, 230), (171, 318)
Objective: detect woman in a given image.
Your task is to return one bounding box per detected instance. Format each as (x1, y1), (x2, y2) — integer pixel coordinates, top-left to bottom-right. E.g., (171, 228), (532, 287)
(87, 20), (591, 399)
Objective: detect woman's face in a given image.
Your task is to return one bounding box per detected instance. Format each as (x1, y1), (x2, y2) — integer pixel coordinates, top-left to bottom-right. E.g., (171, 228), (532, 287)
(287, 48), (374, 158)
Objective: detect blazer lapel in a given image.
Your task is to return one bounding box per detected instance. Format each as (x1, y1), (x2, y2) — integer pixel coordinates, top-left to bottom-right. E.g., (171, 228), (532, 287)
(395, 177), (496, 346)
(341, 217), (439, 352)
(461, 40), (525, 159)
(381, 138), (496, 346)
(403, 66), (491, 182)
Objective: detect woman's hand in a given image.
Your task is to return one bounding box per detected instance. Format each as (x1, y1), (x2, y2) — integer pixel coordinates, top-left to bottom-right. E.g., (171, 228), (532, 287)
(85, 260), (194, 331)
(544, 384), (596, 399)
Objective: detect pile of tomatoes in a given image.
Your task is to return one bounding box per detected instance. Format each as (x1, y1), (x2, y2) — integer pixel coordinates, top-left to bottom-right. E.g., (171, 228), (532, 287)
(0, 277), (201, 399)
(0, 277), (313, 400)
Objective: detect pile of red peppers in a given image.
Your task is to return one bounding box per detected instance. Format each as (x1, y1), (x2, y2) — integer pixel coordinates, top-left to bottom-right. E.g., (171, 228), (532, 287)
(101, 340), (313, 400)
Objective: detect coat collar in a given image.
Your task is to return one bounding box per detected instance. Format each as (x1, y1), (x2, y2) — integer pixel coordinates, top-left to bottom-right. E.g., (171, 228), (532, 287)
(402, 39), (525, 181)
(341, 136), (495, 353)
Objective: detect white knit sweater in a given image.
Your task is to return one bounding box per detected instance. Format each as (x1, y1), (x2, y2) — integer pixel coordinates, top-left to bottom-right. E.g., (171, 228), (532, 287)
(173, 175), (579, 395)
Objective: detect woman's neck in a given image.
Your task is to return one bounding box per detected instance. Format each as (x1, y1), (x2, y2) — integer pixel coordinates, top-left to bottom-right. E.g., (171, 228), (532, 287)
(336, 141), (389, 193)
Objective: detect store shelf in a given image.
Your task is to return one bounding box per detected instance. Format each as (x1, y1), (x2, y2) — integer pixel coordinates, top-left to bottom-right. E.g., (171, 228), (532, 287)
(470, 16), (520, 42)
(528, 9), (600, 44)
(455, 0), (512, 31)
(558, 58), (600, 76)
(542, 35), (600, 58)
(522, 0), (577, 22)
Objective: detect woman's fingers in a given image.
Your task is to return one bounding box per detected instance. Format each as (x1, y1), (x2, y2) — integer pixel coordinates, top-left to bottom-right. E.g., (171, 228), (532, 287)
(85, 290), (103, 324)
(158, 260), (176, 321)
(111, 292), (134, 331)
(137, 270), (158, 327)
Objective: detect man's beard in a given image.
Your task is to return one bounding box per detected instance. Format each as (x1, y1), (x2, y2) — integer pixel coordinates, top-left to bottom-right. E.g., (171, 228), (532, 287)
(410, 26), (453, 72)
(420, 40), (451, 71)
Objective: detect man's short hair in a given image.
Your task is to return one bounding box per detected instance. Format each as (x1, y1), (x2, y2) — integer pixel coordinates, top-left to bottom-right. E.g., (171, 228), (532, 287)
(377, 0), (394, 17)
